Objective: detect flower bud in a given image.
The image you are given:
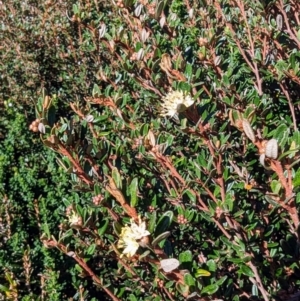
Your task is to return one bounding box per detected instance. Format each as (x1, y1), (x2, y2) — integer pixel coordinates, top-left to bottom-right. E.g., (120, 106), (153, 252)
(265, 139), (278, 159)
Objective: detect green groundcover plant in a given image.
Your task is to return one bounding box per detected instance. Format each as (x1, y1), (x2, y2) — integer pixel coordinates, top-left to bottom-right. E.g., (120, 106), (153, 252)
(1, 0), (300, 300)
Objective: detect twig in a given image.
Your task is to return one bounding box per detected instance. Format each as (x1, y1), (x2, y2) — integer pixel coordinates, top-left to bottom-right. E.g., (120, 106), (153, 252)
(248, 261), (270, 301)
(45, 240), (121, 301)
(277, 0), (300, 49)
(278, 82), (297, 131)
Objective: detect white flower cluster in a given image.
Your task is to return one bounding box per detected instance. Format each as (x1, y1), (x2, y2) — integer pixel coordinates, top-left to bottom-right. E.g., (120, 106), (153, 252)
(160, 90), (195, 117)
(117, 216), (150, 258)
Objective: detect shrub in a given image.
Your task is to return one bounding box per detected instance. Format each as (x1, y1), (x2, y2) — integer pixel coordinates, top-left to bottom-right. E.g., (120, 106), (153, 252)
(1, 0), (300, 300)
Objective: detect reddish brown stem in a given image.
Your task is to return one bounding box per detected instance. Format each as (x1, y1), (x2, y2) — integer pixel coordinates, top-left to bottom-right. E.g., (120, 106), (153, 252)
(58, 143), (93, 186)
(45, 240), (121, 301)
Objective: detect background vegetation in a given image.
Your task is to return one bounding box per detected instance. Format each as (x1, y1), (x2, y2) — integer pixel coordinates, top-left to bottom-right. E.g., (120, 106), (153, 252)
(1, 0), (300, 300)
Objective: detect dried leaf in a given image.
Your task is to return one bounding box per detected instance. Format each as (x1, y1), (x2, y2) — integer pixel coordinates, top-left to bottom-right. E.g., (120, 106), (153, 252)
(160, 258), (180, 273)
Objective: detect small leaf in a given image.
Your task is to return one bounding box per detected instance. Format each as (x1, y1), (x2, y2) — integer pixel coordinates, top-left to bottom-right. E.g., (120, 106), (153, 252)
(265, 139), (278, 159)
(242, 119), (255, 142)
(184, 273), (195, 286)
(136, 48), (144, 60)
(148, 211), (157, 233)
(134, 3), (143, 17)
(206, 259), (217, 272)
(112, 167), (122, 189)
(160, 258), (180, 272)
(252, 284), (258, 296)
(293, 169), (300, 188)
(215, 275), (228, 285)
(159, 15), (166, 28)
(92, 84), (101, 97)
(0, 284), (9, 292)
(85, 115), (94, 123)
(155, 0), (165, 18)
(239, 265), (254, 277)
(195, 269), (211, 277)
(66, 251), (76, 257)
(270, 180), (282, 194)
(47, 106), (56, 127)
(201, 284), (219, 295)
(94, 184), (101, 196)
(98, 219), (109, 236)
(179, 250), (193, 263)
(155, 211), (173, 236)
(273, 124), (289, 141)
(86, 244), (96, 255)
(276, 14), (283, 30)
(38, 122), (46, 134)
(113, 221), (122, 235)
(152, 231), (171, 247)
(163, 239), (173, 255)
(176, 282), (189, 296)
(139, 250), (151, 260)
(129, 178), (138, 207)
(128, 294), (138, 301)
(99, 23), (106, 38)
(214, 56), (221, 66)
(141, 28), (150, 43)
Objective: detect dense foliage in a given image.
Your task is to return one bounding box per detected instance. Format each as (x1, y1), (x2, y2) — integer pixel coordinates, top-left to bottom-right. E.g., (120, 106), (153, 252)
(1, 0), (300, 300)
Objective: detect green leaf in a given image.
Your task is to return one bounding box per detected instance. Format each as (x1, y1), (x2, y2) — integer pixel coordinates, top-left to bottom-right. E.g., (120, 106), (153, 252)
(216, 275), (228, 285)
(112, 167), (122, 189)
(0, 284), (9, 292)
(206, 259), (217, 272)
(252, 284), (258, 296)
(148, 211), (157, 234)
(113, 221), (122, 236)
(42, 222), (51, 238)
(179, 250), (193, 263)
(128, 294), (137, 301)
(293, 169), (300, 188)
(155, 0), (165, 18)
(129, 177), (138, 207)
(152, 231), (171, 247)
(98, 219), (109, 236)
(183, 190), (196, 203)
(184, 273), (195, 286)
(155, 211), (173, 236)
(94, 184), (101, 196)
(139, 249), (151, 260)
(75, 264), (83, 273)
(185, 64), (193, 80)
(297, 28), (300, 41)
(92, 83), (101, 97)
(270, 180), (281, 194)
(195, 269), (211, 277)
(201, 284), (219, 295)
(239, 265), (254, 277)
(47, 105), (56, 127)
(273, 124), (289, 142)
(86, 244), (96, 255)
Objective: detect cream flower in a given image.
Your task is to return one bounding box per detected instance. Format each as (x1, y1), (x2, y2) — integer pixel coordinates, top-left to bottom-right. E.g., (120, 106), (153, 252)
(117, 216), (150, 257)
(68, 211), (82, 227)
(160, 90), (195, 117)
(130, 216), (150, 239)
(117, 226), (140, 258)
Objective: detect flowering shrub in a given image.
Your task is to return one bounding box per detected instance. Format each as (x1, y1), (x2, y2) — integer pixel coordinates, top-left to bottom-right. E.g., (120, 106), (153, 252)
(1, 0), (300, 300)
